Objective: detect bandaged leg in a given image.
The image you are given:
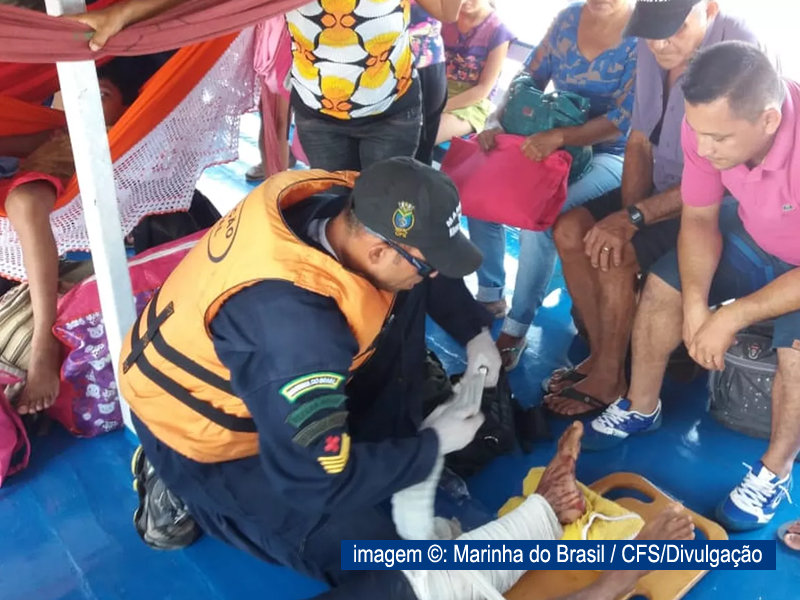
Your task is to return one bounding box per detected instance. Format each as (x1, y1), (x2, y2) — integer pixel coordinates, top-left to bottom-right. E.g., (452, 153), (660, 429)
(392, 454), (457, 540)
(402, 494), (562, 600)
(393, 380), (483, 541)
(402, 422), (585, 600)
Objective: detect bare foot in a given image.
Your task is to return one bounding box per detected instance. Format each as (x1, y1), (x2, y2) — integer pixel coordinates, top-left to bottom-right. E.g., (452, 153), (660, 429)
(545, 357), (595, 395)
(496, 332), (526, 370)
(543, 370), (626, 417)
(16, 333), (61, 415)
(535, 421), (586, 524)
(782, 520), (800, 551)
(636, 504), (696, 542)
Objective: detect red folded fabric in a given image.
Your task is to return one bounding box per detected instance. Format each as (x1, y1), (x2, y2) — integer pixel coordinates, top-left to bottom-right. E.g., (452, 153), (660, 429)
(0, 0), (307, 64)
(440, 134), (572, 232)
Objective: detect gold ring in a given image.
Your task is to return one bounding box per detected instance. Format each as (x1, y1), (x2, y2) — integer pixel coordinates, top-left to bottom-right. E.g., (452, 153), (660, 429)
(602, 247), (610, 252)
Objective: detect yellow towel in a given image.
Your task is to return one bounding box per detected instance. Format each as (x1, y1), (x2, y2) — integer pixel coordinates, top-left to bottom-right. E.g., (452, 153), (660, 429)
(498, 468), (644, 541)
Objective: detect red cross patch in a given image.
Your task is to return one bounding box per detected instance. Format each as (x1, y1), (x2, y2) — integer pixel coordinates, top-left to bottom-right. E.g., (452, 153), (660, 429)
(324, 435), (341, 454)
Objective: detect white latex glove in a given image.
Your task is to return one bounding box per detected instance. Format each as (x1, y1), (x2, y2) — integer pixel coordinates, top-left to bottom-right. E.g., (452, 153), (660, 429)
(466, 328), (502, 388)
(422, 400), (484, 455)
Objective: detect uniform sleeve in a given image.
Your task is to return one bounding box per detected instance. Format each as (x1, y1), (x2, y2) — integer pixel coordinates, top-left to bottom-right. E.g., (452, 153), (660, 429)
(604, 41), (636, 135)
(210, 281), (440, 513)
(680, 118), (725, 207)
(425, 275), (493, 346)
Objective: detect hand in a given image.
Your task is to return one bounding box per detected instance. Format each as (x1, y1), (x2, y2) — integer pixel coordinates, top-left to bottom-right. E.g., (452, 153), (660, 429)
(583, 210), (637, 271)
(466, 328), (502, 387)
(422, 401), (485, 455)
(687, 306), (740, 371)
(682, 300), (713, 349)
(520, 129), (564, 162)
(477, 127), (503, 152)
(62, 4), (132, 51)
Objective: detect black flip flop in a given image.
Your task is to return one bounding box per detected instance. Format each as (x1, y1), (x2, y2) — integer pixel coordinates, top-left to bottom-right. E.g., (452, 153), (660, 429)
(543, 386), (611, 420)
(541, 368), (587, 394)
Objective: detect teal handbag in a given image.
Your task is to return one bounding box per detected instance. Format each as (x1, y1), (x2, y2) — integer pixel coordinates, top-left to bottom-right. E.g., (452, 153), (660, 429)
(499, 74), (593, 183)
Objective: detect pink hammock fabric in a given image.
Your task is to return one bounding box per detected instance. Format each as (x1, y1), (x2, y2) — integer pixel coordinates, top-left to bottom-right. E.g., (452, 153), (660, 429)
(0, 0), (307, 63)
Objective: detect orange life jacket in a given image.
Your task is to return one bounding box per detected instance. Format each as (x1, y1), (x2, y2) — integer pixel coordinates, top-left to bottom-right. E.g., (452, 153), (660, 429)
(119, 169), (395, 464)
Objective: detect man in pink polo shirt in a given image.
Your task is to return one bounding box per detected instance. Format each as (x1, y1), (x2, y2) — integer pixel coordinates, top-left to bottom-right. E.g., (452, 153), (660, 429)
(581, 41), (800, 539)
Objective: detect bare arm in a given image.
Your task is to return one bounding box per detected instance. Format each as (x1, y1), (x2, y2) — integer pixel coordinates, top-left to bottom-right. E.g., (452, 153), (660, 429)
(416, 0), (464, 23)
(444, 42), (510, 112)
(620, 130), (654, 206)
(636, 185), (682, 225)
(728, 267), (800, 331)
(558, 117), (621, 148)
(620, 130), (682, 225)
(678, 204), (723, 307)
(63, 0), (190, 51)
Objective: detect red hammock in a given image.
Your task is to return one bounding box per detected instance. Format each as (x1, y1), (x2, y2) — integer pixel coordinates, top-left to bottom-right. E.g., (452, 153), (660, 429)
(0, 0), (307, 64)
(0, 0), (117, 102)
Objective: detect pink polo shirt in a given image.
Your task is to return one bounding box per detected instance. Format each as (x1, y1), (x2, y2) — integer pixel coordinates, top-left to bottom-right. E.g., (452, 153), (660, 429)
(680, 79), (800, 266)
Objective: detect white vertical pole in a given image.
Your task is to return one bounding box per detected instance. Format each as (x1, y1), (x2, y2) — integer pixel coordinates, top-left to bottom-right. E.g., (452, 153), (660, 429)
(45, 0), (138, 433)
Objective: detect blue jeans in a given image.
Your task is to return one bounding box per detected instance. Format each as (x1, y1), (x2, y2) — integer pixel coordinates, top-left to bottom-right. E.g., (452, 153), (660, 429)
(467, 152), (624, 337)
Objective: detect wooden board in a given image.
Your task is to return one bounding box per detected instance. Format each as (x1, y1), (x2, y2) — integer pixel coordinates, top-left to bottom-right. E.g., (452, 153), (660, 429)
(505, 472), (728, 600)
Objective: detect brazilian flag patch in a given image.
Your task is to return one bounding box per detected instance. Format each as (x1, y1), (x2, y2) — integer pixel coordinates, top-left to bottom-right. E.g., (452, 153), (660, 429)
(280, 372), (345, 403)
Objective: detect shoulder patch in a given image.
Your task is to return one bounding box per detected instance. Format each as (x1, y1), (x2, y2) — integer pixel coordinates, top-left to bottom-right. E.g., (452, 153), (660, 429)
(280, 372), (345, 402)
(292, 411), (348, 447)
(285, 394), (347, 428)
(318, 433), (351, 475)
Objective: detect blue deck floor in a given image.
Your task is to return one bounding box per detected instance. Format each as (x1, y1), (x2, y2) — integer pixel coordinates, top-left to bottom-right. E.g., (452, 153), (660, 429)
(1, 120), (798, 600)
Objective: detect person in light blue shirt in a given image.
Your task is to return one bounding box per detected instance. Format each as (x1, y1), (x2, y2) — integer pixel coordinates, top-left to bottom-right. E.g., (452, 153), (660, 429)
(467, 0), (637, 369)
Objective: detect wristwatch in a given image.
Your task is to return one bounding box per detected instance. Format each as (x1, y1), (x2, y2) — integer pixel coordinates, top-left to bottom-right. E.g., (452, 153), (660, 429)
(627, 205), (645, 230)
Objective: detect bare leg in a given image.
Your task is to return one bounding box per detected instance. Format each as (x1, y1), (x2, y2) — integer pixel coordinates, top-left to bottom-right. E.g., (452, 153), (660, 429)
(545, 243), (638, 415)
(550, 209), (603, 385)
(435, 113), (473, 146)
(762, 348), (800, 478)
(625, 274), (683, 414)
(274, 94), (291, 172)
(5, 182), (61, 414)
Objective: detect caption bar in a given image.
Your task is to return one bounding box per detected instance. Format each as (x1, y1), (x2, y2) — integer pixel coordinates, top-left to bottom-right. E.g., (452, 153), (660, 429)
(341, 540), (776, 570)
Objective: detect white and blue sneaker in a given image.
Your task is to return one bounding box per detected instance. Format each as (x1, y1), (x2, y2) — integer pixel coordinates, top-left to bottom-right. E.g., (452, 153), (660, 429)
(716, 462), (792, 532)
(582, 398), (662, 451)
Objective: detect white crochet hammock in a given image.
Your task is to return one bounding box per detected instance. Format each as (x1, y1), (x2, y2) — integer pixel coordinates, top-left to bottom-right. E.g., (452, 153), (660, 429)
(0, 28), (259, 281)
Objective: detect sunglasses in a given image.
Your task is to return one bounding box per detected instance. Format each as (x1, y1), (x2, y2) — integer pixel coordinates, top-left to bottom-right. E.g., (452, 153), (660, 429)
(365, 227), (436, 277)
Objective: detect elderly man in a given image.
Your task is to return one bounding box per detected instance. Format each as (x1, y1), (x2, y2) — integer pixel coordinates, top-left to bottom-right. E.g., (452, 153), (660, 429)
(546, 0), (770, 417)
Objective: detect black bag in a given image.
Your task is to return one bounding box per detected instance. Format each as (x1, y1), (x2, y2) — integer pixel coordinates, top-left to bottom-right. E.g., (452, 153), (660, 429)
(708, 322), (775, 440)
(131, 189), (221, 254)
(421, 350), (550, 478)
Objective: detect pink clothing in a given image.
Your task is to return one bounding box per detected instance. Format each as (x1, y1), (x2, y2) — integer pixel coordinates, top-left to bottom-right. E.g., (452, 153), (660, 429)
(254, 16), (292, 99)
(252, 15), (308, 175)
(681, 79), (800, 266)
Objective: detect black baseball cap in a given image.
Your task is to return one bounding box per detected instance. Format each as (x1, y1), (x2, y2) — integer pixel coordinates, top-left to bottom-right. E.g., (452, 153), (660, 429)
(351, 157), (482, 278)
(623, 0), (703, 40)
